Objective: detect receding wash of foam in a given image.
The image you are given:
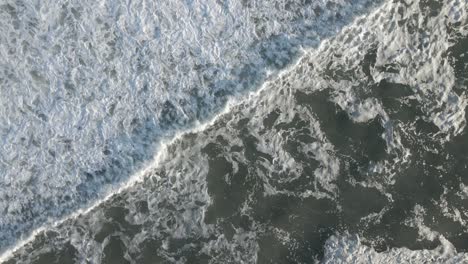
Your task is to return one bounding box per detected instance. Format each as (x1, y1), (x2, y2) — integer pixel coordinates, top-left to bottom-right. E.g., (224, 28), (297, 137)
(1, 0), (468, 263)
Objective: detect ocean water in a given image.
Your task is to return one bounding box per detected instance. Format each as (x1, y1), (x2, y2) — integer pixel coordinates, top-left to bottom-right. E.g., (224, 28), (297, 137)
(0, 0), (467, 263)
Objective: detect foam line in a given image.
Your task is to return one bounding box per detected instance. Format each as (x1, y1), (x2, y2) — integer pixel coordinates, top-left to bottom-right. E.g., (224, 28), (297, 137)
(0, 45), (309, 263)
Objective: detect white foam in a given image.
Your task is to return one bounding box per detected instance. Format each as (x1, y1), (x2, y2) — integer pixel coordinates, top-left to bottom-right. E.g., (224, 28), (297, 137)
(0, 0), (383, 252)
(1, 0), (467, 262)
(322, 234), (468, 264)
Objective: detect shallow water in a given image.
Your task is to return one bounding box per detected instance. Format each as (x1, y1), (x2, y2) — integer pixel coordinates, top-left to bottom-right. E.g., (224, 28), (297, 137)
(1, 0), (468, 263)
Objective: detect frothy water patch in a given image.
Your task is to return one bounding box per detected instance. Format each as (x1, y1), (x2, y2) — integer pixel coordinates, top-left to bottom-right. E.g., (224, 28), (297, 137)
(1, 0), (467, 262)
(323, 234), (468, 263)
(0, 0), (382, 252)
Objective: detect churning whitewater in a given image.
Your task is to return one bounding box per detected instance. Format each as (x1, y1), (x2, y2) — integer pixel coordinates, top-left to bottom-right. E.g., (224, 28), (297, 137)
(1, 0), (468, 263)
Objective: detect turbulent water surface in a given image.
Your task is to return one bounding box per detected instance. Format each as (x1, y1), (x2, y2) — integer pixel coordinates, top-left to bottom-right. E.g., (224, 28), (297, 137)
(0, 0), (468, 263)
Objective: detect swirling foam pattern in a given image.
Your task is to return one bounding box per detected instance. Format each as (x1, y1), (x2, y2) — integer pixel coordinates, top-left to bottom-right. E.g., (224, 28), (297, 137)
(0, 0), (380, 252)
(1, 0), (468, 263)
